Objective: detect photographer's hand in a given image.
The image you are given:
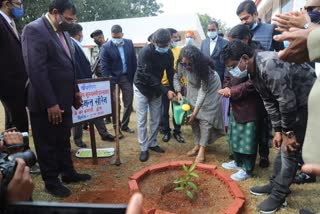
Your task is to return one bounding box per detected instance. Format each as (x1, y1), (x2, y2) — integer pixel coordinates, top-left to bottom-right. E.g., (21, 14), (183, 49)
(6, 158), (34, 202)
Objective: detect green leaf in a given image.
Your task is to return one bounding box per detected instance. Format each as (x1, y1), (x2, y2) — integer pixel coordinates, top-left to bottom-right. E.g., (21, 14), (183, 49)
(174, 186), (184, 191)
(173, 179), (183, 184)
(187, 190), (193, 199)
(187, 181), (198, 191)
(189, 172), (199, 178)
(182, 164), (189, 173)
(189, 163), (196, 172)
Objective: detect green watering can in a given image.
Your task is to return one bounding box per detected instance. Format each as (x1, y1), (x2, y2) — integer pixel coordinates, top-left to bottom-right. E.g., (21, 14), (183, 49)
(173, 97), (191, 125)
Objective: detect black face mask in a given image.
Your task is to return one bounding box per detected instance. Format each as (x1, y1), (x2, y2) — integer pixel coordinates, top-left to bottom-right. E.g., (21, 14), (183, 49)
(58, 15), (74, 32)
(94, 39), (101, 46)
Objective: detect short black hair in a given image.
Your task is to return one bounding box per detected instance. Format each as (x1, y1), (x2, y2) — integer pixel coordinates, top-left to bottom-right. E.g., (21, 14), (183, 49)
(147, 33), (154, 42)
(167, 28), (178, 37)
(49, 0), (77, 14)
(220, 39), (254, 62)
(236, 0), (257, 16)
(228, 24), (251, 40)
(153, 28), (171, 44)
(90, 29), (103, 38)
(111, 25), (122, 34)
(208, 21), (219, 30)
(69, 23), (82, 37)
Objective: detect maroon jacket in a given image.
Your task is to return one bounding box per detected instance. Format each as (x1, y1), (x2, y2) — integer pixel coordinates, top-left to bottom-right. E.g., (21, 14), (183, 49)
(224, 72), (266, 123)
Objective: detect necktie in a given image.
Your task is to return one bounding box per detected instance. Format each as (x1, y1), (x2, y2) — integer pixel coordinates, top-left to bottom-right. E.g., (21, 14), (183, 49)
(57, 31), (71, 58)
(10, 20), (20, 40)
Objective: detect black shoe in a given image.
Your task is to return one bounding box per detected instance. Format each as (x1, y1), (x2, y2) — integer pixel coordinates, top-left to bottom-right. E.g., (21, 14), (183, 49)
(45, 183), (71, 198)
(121, 127), (135, 133)
(61, 173), (91, 184)
(250, 184), (272, 196)
(149, 145), (165, 153)
(259, 157), (270, 168)
(101, 133), (115, 141)
(75, 141), (87, 148)
(229, 154), (234, 160)
(173, 133), (185, 143)
(300, 209), (314, 214)
(257, 197), (287, 214)
(162, 133), (171, 142)
(139, 151), (149, 162)
(118, 131), (124, 139)
(294, 172), (316, 184)
(105, 118), (112, 124)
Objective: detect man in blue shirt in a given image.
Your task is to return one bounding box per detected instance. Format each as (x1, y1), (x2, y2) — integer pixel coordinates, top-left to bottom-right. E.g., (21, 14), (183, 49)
(100, 25), (137, 138)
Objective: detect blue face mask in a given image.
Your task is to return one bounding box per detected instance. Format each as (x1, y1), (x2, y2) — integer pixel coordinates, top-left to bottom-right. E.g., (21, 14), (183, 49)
(11, 7), (24, 19)
(250, 22), (258, 30)
(185, 37), (194, 45)
(111, 38), (124, 46)
(171, 41), (178, 48)
(207, 31), (217, 39)
(308, 11), (320, 23)
(229, 60), (248, 78)
(155, 45), (169, 53)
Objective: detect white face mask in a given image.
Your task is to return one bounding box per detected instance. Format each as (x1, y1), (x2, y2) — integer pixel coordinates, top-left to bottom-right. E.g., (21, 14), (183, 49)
(185, 37), (194, 45)
(229, 60), (248, 78)
(207, 31), (217, 39)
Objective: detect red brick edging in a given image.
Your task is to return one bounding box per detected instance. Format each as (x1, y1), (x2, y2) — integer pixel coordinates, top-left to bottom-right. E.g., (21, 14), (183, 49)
(128, 161), (245, 214)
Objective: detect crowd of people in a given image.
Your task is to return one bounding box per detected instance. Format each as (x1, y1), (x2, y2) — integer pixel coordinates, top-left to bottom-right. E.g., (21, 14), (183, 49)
(1, 0), (320, 213)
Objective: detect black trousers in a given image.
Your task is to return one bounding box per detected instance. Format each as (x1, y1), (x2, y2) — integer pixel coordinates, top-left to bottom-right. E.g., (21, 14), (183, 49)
(111, 75), (133, 130)
(0, 95), (28, 132)
(30, 112), (75, 186)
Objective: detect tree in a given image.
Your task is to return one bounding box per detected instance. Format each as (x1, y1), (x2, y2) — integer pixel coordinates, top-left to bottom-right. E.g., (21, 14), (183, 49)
(198, 13), (230, 37)
(16, 0), (162, 30)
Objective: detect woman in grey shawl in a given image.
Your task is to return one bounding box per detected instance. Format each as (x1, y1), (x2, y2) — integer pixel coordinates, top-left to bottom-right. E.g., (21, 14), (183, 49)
(174, 45), (225, 163)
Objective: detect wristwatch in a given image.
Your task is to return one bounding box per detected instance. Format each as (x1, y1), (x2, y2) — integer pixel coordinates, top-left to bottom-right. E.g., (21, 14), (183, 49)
(283, 130), (295, 138)
(303, 22), (312, 29)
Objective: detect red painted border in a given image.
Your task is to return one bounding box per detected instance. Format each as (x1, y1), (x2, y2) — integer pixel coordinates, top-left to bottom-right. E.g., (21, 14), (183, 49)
(128, 161), (245, 214)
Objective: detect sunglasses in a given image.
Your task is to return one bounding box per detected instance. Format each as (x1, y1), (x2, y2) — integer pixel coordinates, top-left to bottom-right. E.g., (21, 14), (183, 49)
(304, 6), (320, 12)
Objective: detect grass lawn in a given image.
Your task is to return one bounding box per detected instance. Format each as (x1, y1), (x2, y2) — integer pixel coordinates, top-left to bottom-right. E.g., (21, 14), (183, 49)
(0, 104), (319, 213)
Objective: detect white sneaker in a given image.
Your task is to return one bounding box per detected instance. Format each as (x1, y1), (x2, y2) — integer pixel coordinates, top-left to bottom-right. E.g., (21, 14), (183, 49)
(222, 160), (242, 170)
(231, 169), (251, 181)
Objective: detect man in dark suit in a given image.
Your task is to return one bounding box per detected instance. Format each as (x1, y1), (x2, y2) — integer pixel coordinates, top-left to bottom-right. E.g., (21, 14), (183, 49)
(200, 21), (228, 83)
(21, 0), (91, 198)
(0, 0), (28, 132)
(100, 25), (137, 137)
(69, 23), (115, 148)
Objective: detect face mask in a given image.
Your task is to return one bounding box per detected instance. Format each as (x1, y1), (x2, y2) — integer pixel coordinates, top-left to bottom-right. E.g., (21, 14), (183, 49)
(11, 7), (24, 19)
(171, 41), (178, 48)
(308, 11), (320, 23)
(207, 31), (217, 39)
(155, 45), (169, 53)
(112, 38), (124, 46)
(229, 60), (248, 78)
(250, 22), (258, 30)
(185, 37), (194, 45)
(58, 15), (74, 32)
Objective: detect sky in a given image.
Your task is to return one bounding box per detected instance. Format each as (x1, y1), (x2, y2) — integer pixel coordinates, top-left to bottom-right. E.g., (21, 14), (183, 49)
(157, 0), (244, 28)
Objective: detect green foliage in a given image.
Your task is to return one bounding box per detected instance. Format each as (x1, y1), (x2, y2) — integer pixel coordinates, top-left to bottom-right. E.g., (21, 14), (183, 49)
(173, 163), (199, 200)
(198, 13), (230, 37)
(16, 0), (162, 31)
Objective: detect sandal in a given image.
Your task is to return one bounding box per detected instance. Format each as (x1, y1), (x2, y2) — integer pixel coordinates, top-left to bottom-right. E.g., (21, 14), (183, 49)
(187, 148), (199, 157)
(195, 155), (205, 163)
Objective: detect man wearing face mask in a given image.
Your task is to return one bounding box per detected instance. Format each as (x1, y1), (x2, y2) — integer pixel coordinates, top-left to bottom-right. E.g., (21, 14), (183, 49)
(184, 30), (196, 46)
(200, 21), (228, 83)
(0, 0), (29, 133)
(134, 28), (176, 162)
(100, 25), (137, 138)
(21, 0), (91, 198)
(221, 39), (315, 213)
(236, 0), (284, 52)
(90, 29), (107, 78)
(68, 23), (115, 148)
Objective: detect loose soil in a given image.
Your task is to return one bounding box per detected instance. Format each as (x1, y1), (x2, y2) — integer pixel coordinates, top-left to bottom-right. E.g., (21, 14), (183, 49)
(138, 169), (233, 214)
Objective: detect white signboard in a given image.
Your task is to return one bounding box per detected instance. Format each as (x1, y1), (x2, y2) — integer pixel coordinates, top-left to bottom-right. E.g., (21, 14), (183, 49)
(72, 79), (112, 124)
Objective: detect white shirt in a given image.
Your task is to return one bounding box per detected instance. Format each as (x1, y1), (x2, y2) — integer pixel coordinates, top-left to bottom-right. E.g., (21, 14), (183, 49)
(209, 37), (218, 55)
(315, 63), (320, 78)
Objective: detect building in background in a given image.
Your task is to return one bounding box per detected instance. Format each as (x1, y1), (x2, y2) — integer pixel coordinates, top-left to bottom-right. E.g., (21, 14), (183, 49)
(255, 0), (306, 23)
(79, 14), (205, 63)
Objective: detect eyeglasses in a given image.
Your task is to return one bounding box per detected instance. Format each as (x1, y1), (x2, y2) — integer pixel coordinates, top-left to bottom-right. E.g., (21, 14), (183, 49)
(304, 6), (320, 12)
(10, 1), (23, 8)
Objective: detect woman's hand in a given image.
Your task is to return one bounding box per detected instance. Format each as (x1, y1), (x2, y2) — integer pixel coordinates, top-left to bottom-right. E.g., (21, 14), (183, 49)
(187, 112), (196, 125)
(217, 87), (231, 98)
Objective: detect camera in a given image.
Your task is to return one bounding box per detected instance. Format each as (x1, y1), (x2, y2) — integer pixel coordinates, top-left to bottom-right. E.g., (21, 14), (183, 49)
(0, 150), (37, 186)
